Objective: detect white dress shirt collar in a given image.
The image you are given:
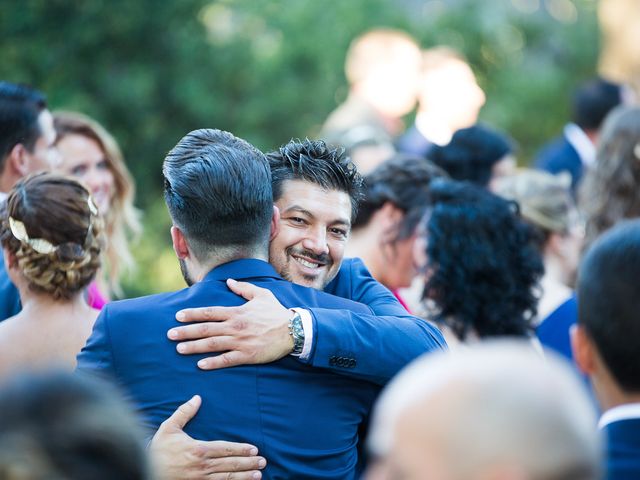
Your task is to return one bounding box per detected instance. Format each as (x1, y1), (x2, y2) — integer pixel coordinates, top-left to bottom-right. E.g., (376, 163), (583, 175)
(564, 122), (596, 169)
(598, 402), (640, 429)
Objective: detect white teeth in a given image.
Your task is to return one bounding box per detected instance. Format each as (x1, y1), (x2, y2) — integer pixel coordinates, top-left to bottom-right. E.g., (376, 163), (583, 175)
(295, 257), (320, 269)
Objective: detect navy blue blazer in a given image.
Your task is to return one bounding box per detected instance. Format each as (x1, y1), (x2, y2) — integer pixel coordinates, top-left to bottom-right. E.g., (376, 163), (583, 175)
(78, 259), (387, 479)
(604, 418), (640, 480)
(0, 255), (21, 321)
(534, 133), (583, 191)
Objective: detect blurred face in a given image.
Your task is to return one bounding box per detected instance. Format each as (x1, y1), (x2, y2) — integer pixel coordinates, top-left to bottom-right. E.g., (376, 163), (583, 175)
(488, 154), (517, 192)
(366, 43), (422, 118)
(269, 180), (352, 290)
(24, 110), (60, 173)
(383, 232), (421, 290)
(420, 59), (485, 130)
(56, 133), (115, 215)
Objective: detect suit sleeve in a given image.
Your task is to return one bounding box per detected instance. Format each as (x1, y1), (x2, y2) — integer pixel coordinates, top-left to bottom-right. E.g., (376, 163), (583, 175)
(76, 306), (118, 380)
(304, 258), (447, 385)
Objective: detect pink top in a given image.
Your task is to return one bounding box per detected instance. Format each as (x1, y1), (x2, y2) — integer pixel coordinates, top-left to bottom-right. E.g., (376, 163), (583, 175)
(87, 281), (107, 310)
(391, 289), (412, 314)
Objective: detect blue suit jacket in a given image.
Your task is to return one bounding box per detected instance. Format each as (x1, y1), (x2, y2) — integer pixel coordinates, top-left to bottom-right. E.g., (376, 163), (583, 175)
(604, 418), (640, 480)
(0, 255), (21, 321)
(534, 133), (583, 191)
(78, 259), (385, 479)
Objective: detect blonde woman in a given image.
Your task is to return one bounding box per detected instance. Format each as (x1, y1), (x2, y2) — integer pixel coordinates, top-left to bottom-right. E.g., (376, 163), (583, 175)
(54, 111), (141, 303)
(0, 173), (103, 376)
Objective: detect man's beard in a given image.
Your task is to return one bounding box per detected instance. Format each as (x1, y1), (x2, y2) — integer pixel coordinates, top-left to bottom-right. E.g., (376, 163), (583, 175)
(278, 246), (334, 290)
(179, 258), (195, 287)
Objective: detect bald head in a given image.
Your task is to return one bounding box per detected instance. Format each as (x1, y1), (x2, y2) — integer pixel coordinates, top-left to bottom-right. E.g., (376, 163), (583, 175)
(368, 342), (600, 480)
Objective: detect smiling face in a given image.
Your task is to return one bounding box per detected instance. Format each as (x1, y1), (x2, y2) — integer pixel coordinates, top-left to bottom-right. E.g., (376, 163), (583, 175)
(269, 179), (352, 290)
(56, 133), (115, 215)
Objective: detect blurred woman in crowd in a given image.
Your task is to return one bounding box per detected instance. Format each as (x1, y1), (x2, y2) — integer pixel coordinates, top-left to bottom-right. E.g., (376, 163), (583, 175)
(346, 154), (446, 310)
(0, 173), (103, 376)
(54, 111), (141, 303)
(495, 170), (583, 359)
(417, 179), (543, 344)
(428, 124), (516, 191)
(580, 106), (640, 251)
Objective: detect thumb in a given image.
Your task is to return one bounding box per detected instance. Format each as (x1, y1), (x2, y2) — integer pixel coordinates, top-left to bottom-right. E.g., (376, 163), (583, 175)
(226, 279), (268, 301)
(163, 394), (202, 431)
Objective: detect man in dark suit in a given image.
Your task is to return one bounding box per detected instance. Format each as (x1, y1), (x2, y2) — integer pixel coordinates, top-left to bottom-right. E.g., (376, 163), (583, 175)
(572, 220), (640, 479)
(78, 129), (405, 479)
(534, 78), (626, 192)
(0, 82), (60, 320)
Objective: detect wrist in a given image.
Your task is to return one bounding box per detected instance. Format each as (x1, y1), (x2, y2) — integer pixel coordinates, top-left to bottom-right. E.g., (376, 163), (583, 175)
(288, 310), (305, 356)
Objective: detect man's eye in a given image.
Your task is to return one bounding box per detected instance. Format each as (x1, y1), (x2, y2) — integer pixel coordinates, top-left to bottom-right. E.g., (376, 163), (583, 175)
(290, 217), (306, 224)
(330, 228), (347, 237)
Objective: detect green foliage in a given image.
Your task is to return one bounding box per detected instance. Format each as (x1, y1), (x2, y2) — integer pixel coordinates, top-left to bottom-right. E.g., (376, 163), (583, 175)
(0, 0), (599, 296)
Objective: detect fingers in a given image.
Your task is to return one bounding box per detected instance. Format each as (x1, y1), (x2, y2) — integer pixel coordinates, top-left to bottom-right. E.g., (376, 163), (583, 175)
(176, 336), (236, 355)
(197, 351), (248, 370)
(195, 440), (260, 458)
(169, 322), (226, 341)
(226, 279), (271, 301)
(175, 306), (240, 323)
(160, 395), (202, 431)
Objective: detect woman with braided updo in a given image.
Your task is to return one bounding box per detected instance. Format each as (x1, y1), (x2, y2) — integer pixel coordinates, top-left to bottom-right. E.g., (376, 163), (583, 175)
(0, 172), (103, 376)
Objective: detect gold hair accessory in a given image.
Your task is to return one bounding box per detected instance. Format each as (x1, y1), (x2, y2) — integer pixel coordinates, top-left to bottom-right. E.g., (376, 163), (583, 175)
(9, 217), (57, 255)
(87, 196), (98, 216)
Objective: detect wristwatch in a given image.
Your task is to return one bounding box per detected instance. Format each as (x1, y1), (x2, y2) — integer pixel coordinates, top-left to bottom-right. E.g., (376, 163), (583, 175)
(288, 310), (305, 356)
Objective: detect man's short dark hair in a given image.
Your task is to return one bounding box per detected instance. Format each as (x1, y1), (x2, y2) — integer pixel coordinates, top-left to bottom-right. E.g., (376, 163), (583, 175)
(163, 129), (273, 260)
(267, 139), (364, 221)
(0, 81), (47, 171)
(429, 124), (513, 188)
(572, 78), (623, 132)
(354, 154), (447, 242)
(577, 220), (640, 392)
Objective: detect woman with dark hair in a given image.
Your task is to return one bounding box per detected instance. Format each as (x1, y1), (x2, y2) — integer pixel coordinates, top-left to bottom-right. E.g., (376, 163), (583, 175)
(418, 179), (543, 342)
(0, 172), (103, 376)
(346, 154), (446, 310)
(579, 106), (640, 252)
(429, 124), (516, 191)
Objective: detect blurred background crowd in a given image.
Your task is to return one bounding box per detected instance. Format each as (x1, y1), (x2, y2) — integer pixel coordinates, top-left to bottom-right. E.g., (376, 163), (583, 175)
(4, 0), (639, 296)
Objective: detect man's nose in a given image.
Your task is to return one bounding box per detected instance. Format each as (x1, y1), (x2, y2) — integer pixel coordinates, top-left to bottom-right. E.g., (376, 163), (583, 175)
(301, 229), (329, 256)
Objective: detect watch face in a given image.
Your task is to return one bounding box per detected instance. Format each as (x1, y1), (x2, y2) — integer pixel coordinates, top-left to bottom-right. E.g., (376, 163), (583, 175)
(290, 313), (305, 354)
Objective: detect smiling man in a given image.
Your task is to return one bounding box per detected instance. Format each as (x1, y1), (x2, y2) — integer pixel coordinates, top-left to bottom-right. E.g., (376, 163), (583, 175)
(151, 139), (446, 479)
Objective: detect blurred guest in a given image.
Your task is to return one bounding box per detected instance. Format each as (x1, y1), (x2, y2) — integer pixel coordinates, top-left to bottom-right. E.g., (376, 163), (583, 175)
(397, 47), (486, 157)
(535, 77), (629, 191)
(428, 124), (516, 191)
(495, 170), (583, 360)
(580, 106), (640, 252)
(346, 154), (446, 309)
(0, 173), (102, 376)
(367, 341), (601, 480)
(418, 180), (543, 343)
(320, 29), (422, 174)
(572, 220), (640, 479)
(0, 371), (151, 479)
(54, 111), (141, 302)
(0, 81), (60, 321)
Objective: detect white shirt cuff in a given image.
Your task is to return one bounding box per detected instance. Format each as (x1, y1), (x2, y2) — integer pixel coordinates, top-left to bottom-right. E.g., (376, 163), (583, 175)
(291, 307), (313, 361)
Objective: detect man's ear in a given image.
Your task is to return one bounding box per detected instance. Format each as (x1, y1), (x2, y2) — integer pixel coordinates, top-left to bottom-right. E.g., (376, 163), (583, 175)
(170, 226), (190, 259)
(7, 144), (29, 177)
(571, 324), (596, 375)
(269, 205), (280, 241)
